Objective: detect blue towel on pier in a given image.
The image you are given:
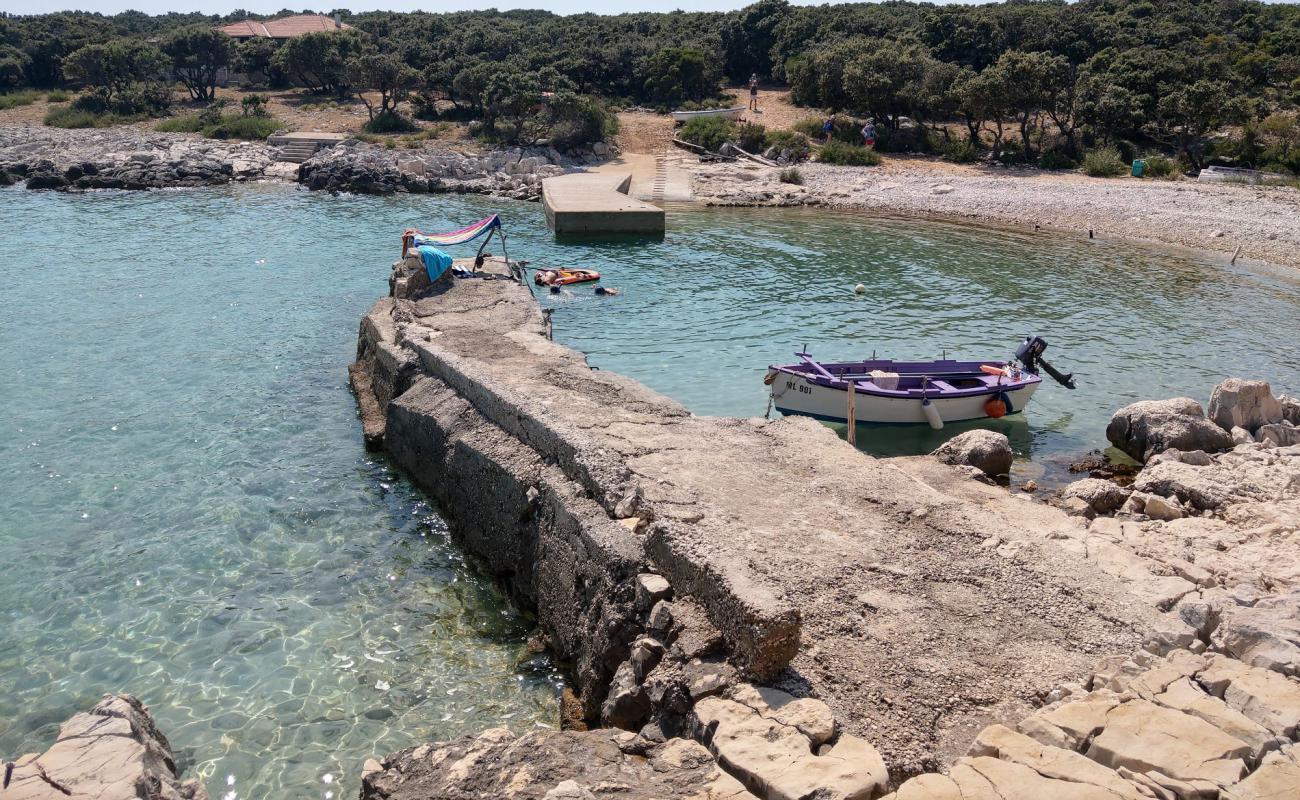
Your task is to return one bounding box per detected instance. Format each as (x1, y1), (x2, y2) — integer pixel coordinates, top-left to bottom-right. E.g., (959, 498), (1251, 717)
(417, 245), (454, 282)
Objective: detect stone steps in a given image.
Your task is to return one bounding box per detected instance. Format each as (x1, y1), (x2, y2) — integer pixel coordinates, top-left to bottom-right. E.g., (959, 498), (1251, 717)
(276, 142), (319, 163)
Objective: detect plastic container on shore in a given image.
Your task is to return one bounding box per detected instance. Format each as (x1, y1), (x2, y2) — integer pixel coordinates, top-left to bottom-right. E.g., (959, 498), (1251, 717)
(1131, 159), (1146, 178)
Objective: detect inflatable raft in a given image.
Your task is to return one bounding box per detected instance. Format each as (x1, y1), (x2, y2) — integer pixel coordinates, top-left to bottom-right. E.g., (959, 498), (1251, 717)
(535, 269), (601, 286)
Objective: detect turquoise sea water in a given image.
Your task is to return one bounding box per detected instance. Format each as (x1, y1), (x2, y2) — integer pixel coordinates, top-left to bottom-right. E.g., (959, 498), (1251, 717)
(2, 184), (1298, 798)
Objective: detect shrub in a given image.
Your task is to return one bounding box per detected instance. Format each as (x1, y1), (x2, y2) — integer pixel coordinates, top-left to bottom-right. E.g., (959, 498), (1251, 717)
(736, 121), (767, 153)
(875, 125), (931, 154)
(410, 92), (440, 120)
(364, 110), (418, 133)
(765, 129), (811, 162)
(46, 89), (70, 103)
(779, 167), (804, 185)
(200, 114), (281, 140)
(1142, 155), (1180, 178)
(547, 92), (617, 150)
(944, 139), (980, 163)
(0, 89), (39, 110)
(155, 111), (281, 139)
(44, 106), (128, 128)
(680, 115), (736, 152)
(794, 114), (860, 145)
(793, 116), (826, 138)
(1083, 146), (1127, 177)
(241, 93), (268, 117)
(1038, 149), (1077, 170)
(818, 139), (880, 166)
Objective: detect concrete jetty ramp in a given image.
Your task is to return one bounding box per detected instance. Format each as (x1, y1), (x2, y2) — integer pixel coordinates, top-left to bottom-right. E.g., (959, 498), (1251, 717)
(542, 171), (666, 235)
(350, 254), (1168, 779)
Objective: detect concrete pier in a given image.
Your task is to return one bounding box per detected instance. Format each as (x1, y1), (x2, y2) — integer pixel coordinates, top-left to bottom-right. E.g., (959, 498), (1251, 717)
(351, 255), (1300, 799)
(349, 254), (1164, 771)
(542, 172), (666, 235)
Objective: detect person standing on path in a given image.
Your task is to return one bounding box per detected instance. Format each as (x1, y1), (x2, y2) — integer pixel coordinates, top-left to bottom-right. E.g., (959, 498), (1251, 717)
(823, 116), (835, 143)
(861, 118), (877, 149)
(748, 74), (760, 112)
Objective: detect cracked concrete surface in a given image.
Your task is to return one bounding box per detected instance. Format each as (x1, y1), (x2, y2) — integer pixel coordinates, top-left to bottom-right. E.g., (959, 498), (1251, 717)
(353, 255), (1166, 779)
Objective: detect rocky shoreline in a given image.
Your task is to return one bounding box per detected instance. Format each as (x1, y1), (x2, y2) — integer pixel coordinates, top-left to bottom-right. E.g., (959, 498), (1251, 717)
(342, 251), (1300, 799)
(0, 124), (588, 199)
(688, 158), (1300, 272)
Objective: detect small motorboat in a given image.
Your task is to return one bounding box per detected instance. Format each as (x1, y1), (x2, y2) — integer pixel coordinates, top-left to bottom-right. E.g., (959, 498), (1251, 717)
(670, 106), (747, 123)
(765, 336), (1075, 430)
(535, 268), (601, 286)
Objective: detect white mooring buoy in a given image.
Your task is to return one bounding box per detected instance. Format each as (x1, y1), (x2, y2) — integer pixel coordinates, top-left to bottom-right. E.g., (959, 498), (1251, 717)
(853, 283), (866, 295)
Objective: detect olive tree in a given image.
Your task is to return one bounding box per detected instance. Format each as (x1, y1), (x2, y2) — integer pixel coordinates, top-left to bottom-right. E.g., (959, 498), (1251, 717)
(348, 51), (419, 121)
(162, 25), (233, 101)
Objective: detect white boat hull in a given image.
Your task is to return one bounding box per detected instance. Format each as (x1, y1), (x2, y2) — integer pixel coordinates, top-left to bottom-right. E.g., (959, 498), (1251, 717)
(671, 107), (746, 123)
(769, 371), (1039, 425)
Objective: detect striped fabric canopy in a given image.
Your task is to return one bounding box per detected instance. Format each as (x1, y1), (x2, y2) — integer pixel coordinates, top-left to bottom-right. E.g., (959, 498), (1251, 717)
(408, 214), (501, 247)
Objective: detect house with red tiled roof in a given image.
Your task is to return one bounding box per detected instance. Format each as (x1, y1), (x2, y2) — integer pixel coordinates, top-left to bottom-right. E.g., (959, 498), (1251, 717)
(219, 14), (351, 42)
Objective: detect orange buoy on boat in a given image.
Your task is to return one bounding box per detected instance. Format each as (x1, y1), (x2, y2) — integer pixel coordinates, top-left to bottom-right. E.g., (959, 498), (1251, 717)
(980, 364), (1010, 377)
(984, 396), (1008, 418)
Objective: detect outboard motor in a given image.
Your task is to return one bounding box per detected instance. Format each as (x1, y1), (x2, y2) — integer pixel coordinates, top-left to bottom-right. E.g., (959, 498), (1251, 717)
(1015, 336), (1076, 389)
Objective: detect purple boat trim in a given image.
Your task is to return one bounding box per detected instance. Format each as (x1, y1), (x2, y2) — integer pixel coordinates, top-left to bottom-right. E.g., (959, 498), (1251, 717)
(769, 358), (1042, 400)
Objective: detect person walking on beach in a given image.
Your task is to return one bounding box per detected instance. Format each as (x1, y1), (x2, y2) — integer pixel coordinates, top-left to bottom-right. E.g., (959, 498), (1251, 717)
(748, 73), (760, 112)
(861, 118), (877, 149)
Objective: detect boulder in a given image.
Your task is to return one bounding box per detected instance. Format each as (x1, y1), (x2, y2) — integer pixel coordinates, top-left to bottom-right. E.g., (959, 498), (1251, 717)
(1085, 698), (1251, 787)
(1213, 592), (1300, 677)
(692, 696), (888, 800)
(931, 429), (1013, 477)
(1143, 493), (1186, 521)
(1208, 379), (1283, 433)
(1222, 744), (1300, 800)
(361, 728), (757, 800)
(1279, 395), (1300, 425)
(1061, 478), (1130, 516)
(1194, 654), (1300, 738)
(1256, 422), (1300, 447)
(635, 573), (672, 611)
(1106, 397), (1233, 463)
(967, 724), (1147, 799)
(4, 694), (208, 800)
(602, 660), (651, 729)
(1132, 460), (1243, 511)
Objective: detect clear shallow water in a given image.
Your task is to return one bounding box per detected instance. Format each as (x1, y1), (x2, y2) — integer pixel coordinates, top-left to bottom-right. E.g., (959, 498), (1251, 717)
(0, 186), (561, 800)
(2, 185), (1298, 799)
(539, 206), (1300, 479)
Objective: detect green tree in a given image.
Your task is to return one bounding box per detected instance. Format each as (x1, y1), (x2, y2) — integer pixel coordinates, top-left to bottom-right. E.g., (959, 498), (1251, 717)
(162, 25), (234, 102)
(721, 0), (791, 81)
(980, 50), (1072, 158)
(63, 39), (168, 108)
(481, 68), (542, 142)
(234, 37), (278, 82)
(16, 13), (116, 87)
(270, 29), (365, 96)
(1074, 71), (1145, 143)
(348, 51), (419, 120)
(841, 38), (932, 130)
(643, 47), (717, 107)
(1151, 80), (1246, 169)
(0, 45), (30, 90)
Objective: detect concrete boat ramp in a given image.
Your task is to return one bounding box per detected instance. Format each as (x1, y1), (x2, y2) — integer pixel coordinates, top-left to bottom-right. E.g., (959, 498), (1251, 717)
(542, 170), (667, 235)
(351, 255), (1300, 799)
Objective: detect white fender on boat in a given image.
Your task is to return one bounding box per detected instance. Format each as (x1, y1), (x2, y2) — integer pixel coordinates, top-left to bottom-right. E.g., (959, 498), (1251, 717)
(922, 397), (943, 430)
